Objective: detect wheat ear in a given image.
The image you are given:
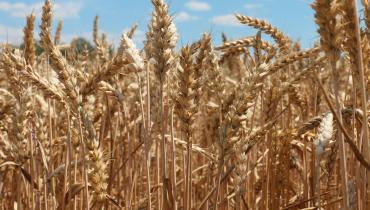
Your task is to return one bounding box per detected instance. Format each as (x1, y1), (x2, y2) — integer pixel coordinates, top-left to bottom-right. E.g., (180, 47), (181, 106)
(54, 20), (63, 45)
(313, 113), (334, 207)
(235, 14), (291, 51)
(40, 0), (77, 101)
(148, 0), (178, 208)
(23, 13), (36, 66)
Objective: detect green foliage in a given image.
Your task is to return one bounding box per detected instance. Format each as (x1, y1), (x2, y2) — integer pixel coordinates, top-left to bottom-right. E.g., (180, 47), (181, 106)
(70, 37), (94, 54)
(20, 40), (44, 55)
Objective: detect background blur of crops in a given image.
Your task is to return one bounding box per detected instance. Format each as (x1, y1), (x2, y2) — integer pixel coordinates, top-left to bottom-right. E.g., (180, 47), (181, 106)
(1, 0), (370, 209)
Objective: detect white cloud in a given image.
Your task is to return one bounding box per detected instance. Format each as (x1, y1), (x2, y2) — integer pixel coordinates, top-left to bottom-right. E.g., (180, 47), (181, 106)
(211, 14), (242, 27)
(0, 24), (23, 45)
(174, 12), (198, 22)
(52, 2), (82, 19)
(244, 3), (263, 10)
(185, 1), (210, 11)
(0, 1), (82, 19)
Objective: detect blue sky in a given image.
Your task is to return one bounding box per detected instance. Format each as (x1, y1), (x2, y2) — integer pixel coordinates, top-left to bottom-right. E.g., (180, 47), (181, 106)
(0, 0), (328, 48)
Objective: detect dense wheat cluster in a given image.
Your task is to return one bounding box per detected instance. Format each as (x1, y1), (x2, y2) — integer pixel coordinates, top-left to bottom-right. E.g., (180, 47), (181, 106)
(2, 0), (370, 209)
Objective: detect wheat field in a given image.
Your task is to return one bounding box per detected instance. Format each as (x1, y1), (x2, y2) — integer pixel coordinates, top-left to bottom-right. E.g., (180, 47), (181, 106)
(1, 0), (370, 209)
